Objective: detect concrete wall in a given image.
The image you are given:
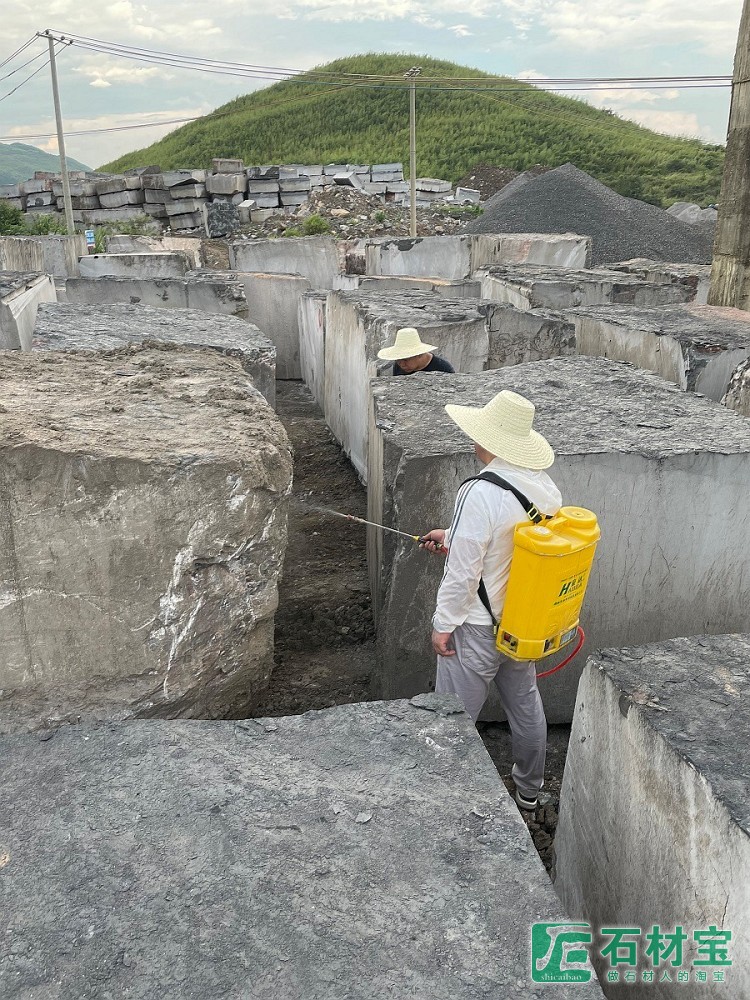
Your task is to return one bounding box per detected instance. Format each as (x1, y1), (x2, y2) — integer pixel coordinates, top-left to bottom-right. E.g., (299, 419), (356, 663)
(478, 265), (693, 312)
(299, 290), (327, 409)
(0, 346), (292, 731)
(65, 274), (249, 319)
(229, 236), (340, 289)
(367, 359), (750, 723)
(0, 237), (44, 273)
(78, 252), (191, 279)
(0, 272), (57, 350)
(324, 290), (489, 480)
(33, 302), (276, 407)
(237, 271), (312, 379)
(555, 637), (750, 998)
(571, 303), (750, 402)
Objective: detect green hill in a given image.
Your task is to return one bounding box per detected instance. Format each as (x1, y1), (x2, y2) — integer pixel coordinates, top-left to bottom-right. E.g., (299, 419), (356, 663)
(0, 142), (91, 185)
(100, 54), (725, 207)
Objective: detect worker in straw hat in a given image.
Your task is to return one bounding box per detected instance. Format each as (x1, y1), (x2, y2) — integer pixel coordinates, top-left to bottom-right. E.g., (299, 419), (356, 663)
(377, 327), (455, 376)
(420, 390), (561, 811)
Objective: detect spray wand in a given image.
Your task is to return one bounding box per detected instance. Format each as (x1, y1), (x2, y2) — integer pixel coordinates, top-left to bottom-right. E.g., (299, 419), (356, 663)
(309, 504), (447, 554)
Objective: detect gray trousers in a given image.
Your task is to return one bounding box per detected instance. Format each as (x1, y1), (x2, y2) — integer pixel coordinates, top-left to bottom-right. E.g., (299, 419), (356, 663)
(435, 622), (547, 797)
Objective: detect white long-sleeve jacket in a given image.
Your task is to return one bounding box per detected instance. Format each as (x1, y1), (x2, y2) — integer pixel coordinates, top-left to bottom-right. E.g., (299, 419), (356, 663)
(432, 457), (563, 633)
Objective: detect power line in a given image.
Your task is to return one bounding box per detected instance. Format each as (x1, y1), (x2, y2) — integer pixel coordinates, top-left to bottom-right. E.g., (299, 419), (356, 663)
(0, 49), (62, 105)
(1, 46), (51, 84)
(0, 37), (36, 72)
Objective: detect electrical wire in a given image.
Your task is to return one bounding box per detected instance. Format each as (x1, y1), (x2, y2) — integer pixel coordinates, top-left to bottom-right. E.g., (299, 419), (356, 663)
(0, 50), (59, 105)
(1, 45), (51, 84)
(0, 36), (36, 72)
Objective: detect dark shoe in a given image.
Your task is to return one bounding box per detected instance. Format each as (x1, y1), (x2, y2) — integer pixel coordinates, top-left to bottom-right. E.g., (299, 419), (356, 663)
(515, 789), (539, 811)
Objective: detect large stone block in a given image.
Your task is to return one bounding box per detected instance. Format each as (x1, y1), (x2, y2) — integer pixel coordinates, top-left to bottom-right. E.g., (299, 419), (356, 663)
(236, 271), (312, 379)
(0, 237), (44, 273)
(32, 302), (276, 406)
(0, 271), (57, 350)
(367, 359), (750, 722)
(607, 258), (711, 304)
(478, 264), (693, 311)
(229, 235), (339, 290)
(31, 234), (87, 278)
(206, 173), (247, 196)
(324, 290), (490, 480)
(555, 636), (750, 997)
(98, 189), (145, 208)
(480, 302), (576, 368)
(77, 252), (191, 279)
(94, 176), (144, 195)
(65, 274), (248, 319)
(0, 346), (291, 731)
(365, 234), (591, 280)
(570, 303), (750, 401)
(204, 199), (242, 238)
(0, 697), (603, 997)
(298, 290), (327, 409)
(723, 357), (750, 415)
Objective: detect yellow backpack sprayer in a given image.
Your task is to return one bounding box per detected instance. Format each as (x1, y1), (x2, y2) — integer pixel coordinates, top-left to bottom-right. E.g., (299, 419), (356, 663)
(469, 472), (600, 668)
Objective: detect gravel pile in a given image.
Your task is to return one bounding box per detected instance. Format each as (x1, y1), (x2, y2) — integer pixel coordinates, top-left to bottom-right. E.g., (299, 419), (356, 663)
(455, 163), (552, 201)
(465, 162), (715, 265)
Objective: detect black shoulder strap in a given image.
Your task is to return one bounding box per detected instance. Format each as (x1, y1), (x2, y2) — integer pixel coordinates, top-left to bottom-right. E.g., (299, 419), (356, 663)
(460, 471), (548, 629)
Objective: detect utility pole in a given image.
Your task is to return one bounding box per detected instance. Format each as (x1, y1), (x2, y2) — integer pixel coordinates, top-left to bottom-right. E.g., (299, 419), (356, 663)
(404, 66), (422, 238)
(708, 0), (750, 309)
(41, 30), (75, 236)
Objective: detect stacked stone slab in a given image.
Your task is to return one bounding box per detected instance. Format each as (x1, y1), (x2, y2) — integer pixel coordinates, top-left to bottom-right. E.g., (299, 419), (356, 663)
(0, 346), (291, 730)
(0, 271), (56, 349)
(555, 636), (750, 996)
(0, 697), (604, 997)
(32, 302), (277, 406)
(570, 302), (750, 401)
(478, 264), (694, 311)
(367, 358), (750, 722)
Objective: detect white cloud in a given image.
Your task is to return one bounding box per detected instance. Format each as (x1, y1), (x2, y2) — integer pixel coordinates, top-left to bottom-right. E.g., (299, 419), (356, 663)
(89, 78), (112, 88)
(73, 61), (175, 85)
(615, 108), (723, 142)
(449, 24), (473, 37)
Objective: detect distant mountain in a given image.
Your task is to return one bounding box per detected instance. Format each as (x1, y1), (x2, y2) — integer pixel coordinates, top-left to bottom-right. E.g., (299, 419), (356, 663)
(99, 54), (725, 208)
(0, 142), (91, 185)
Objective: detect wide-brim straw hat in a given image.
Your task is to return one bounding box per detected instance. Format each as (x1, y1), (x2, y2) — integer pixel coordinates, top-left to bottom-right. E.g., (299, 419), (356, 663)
(377, 327), (437, 361)
(445, 390), (555, 469)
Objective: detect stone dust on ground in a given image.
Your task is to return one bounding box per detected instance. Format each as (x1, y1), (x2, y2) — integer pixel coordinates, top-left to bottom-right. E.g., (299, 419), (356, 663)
(253, 380), (570, 876)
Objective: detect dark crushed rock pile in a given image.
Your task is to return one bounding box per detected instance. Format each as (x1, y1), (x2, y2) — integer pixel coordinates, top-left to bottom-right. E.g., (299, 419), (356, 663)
(454, 163), (551, 201)
(464, 162), (715, 266)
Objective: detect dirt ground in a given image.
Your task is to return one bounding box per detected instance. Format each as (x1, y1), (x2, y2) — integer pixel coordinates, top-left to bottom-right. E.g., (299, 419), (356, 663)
(253, 380), (570, 874)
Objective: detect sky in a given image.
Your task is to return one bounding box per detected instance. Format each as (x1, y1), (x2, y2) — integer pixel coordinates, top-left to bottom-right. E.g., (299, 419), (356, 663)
(0, 0), (744, 169)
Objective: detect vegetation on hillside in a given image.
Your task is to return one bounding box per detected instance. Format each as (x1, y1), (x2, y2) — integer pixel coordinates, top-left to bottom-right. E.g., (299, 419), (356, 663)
(100, 55), (725, 208)
(0, 142), (91, 185)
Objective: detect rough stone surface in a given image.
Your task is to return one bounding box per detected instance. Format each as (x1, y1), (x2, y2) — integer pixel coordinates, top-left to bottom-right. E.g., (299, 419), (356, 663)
(204, 198), (242, 238)
(478, 263), (693, 311)
(65, 273), (249, 319)
(0, 346), (292, 732)
(32, 302), (276, 406)
(555, 636), (750, 997)
(0, 271), (57, 350)
(570, 302), (750, 401)
(480, 302), (576, 368)
(465, 163), (715, 266)
(607, 258), (711, 305)
(723, 357), (750, 415)
(0, 237), (44, 273)
(229, 235), (339, 289)
(77, 252), (191, 279)
(367, 358), (750, 722)
(0, 699), (603, 999)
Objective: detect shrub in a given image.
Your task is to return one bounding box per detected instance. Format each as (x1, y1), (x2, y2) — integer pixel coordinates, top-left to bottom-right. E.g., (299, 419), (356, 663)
(0, 202), (25, 235)
(281, 226), (303, 237)
(302, 213), (331, 236)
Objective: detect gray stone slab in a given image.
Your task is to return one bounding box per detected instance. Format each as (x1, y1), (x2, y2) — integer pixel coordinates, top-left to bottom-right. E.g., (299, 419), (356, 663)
(32, 302), (276, 406)
(0, 236), (44, 273)
(77, 252), (190, 279)
(229, 235), (340, 290)
(607, 257), (711, 304)
(555, 635), (750, 997)
(723, 357), (750, 415)
(65, 274), (249, 320)
(570, 302), (750, 401)
(206, 173), (247, 196)
(204, 199), (241, 238)
(0, 346), (291, 732)
(478, 264), (693, 311)
(98, 189), (145, 208)
(0, 697), (603, 999)
(367, 358), (750, 722)
(0, 270), (57, 349)
(236, 271), (312, 379)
